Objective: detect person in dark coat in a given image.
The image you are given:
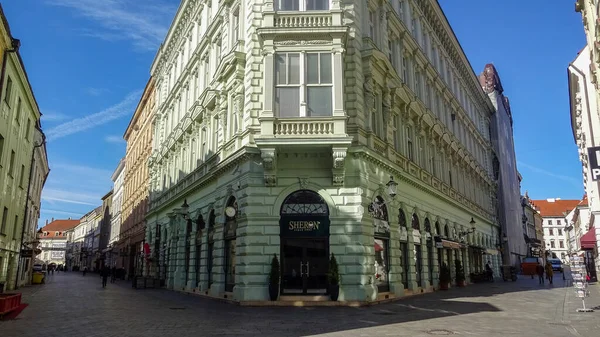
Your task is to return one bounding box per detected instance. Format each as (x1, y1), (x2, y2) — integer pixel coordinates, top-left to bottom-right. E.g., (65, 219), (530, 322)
(536, 262), (545, 284)
(101, 266), (109, 288)
(111, 266), (117, 283)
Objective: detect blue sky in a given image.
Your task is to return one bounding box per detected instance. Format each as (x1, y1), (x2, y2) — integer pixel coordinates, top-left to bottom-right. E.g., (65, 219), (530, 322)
(1, 0), (587, 228)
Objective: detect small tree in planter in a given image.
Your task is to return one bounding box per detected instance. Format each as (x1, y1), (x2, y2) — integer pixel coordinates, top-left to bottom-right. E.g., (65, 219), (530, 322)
(327, 253), (340, 301)
(439, 263), (451, 290)
(268, 254), (280, 301)
(455, 259), (466, 287)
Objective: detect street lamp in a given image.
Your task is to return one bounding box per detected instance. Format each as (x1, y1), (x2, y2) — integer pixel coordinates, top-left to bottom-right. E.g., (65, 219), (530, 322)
(178, 199), (190, 220)
(458, 217), (477, 237)
(367, 176), (398, 217)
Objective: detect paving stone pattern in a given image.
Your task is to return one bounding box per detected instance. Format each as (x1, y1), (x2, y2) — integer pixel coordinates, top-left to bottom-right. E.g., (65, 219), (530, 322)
(2, 272), (600, 337)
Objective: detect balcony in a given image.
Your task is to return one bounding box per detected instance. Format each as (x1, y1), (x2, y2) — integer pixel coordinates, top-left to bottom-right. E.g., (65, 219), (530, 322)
(256, 116), (350, 147)
(259, 2), (346, 36)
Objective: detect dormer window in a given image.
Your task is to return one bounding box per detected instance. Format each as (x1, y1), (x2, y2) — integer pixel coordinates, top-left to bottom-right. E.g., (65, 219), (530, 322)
(276, 0), (329, 11)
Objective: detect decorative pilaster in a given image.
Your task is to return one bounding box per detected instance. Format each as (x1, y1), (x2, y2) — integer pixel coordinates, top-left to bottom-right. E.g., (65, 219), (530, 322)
(260, 148), (277, 186)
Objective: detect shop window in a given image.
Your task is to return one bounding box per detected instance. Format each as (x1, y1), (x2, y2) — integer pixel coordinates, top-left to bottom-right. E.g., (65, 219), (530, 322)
(374, 238), (389, 291)
(400, 241), (409, 289)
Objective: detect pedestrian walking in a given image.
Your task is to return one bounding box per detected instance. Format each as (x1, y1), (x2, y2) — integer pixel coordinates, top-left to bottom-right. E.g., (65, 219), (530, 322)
(83, 266), (87, 276)
(536, 262), (545, 284)
(111, 266), (116, 283)
(101, 266), (109, 288)
(545, 260), (554, 284)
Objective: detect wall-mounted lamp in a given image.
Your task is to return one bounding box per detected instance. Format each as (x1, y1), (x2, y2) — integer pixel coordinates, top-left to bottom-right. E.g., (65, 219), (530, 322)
(367, 176), (398, 217)
(458, 217), (477, 237)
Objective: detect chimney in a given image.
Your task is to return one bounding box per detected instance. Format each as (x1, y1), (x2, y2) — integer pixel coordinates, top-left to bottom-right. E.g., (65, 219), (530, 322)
(51, 217), (54, 222)
(45, 219), (48, 226)
(68, 217), (71, 220)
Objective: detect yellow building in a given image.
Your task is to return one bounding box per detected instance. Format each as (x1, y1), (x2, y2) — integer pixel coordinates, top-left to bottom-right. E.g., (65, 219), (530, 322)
(0, 4), (44, 291)
(117, 77), (155, 279)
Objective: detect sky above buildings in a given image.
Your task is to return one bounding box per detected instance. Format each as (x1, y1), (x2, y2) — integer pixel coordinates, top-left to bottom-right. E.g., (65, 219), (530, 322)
(1, 0), (588, 227)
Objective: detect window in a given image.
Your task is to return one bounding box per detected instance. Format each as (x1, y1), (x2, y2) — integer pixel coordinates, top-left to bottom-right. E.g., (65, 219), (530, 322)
(559, 241), (564, 248)
(550, 241), (555, 248)
(26, 118), (31, 140)
(406, 126), (414, 161)
(548, 220), (553, 225)
(557, 219), (562, 226)
(19, 164), (25, 188)
(374, 238), (389, 291)
(549, 228), (554, 236)
(0, 133), (4, 166)
(15, 97), (22, 125)
(231, 7), (240, 46)
(13, 215), (18, 237)
(8, 150), (15, 177)
(558, 228), (562, 236)
(1, 207), (8, 234)
(368, 9), (377, 43)
(275, 52), (332, 117)
(4, 76), (12, 105)
(277, 0), (328, 11)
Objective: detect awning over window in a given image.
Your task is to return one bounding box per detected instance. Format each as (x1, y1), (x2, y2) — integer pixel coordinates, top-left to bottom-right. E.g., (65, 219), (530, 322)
(580, 227), (597, 250)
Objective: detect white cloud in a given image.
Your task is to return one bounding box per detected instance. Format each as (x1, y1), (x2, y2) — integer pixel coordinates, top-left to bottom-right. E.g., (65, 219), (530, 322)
(42, 188), (102, 206)
(41, 111), (69, 122)
(517, 161), (581, 187)
(45, 90), (142, 142)
(47, 0), (175, 51)
(42, 209), (84, 217)
(105, 135), (125, 144)
(85, 87), (108, 96)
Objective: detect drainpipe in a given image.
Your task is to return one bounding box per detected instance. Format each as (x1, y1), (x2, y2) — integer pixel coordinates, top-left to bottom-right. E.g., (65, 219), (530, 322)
(14, 128), (47, 289)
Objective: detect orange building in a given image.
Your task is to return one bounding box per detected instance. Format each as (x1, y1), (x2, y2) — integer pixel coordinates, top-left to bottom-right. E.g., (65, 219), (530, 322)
(117, 77), (155, 279)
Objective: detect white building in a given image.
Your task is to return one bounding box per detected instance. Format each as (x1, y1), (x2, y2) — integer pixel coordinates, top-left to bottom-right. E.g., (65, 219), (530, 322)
(109, 159), (125, 246)
(532, 198), (580, 262)
(145, 0), (500, 303)
(568, 45), (600, 280)
(38, 218), (79, 268)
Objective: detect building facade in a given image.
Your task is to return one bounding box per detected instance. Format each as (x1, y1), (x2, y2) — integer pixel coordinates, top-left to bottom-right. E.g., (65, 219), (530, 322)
(80, 206), (102, 271)
(66, 213), (91, 271)
(521, 193), (542, 258)
(533, 198), (580, 262)
(119, 77), (155, 278)
(576, 0), (600, 110)
(568, 44), (600, 279)
(0, 4), (44, 291)
(108, 159), (125, 267)
(17, 125), (49, 286)
(479, 64), (524, 267)
(144, 0), (500, 303)
(37, 219), (79, 268)
(99, 190), (113, 267)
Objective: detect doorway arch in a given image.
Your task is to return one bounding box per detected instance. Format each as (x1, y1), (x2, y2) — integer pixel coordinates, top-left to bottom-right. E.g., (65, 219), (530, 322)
(279, 190), (330, 295)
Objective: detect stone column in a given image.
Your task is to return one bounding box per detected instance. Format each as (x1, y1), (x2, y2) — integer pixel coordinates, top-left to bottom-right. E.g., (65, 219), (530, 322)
(209, 217), (226, 296)
(407, 230), (418, 291)
(431, 243), (439, 288)
(419, 237), (429, 288)
(187, 230), (197, 290)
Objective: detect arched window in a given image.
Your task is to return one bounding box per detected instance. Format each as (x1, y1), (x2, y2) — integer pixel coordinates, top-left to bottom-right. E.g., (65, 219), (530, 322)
(207, 209), (216, 288)
(424, 218), (431, 233)
(435, 222), (441, 236)
(281, 190), (329, 216)
(444, 224), (449, 238)
(411, 213), (420, 230)
(398, 209), (407, 227)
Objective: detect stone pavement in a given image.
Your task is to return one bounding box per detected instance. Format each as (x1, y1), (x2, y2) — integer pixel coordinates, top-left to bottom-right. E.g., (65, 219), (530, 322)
(1, 271), (600, 337)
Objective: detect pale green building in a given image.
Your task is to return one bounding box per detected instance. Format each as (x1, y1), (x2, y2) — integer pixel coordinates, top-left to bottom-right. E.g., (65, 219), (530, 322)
(145, 0), (501, 303)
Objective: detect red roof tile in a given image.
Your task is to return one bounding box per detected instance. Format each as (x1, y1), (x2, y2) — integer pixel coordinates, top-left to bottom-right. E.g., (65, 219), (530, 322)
(530, 199), (580, 217)
(39, 219), (79, 238)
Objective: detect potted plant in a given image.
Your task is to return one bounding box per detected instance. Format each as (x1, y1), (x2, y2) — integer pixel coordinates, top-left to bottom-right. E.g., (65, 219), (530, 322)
(268, 254), (280, 301)
(439, 263), (451, 290)
(327, 253), (340, 301)
(455, 259), (466, 287)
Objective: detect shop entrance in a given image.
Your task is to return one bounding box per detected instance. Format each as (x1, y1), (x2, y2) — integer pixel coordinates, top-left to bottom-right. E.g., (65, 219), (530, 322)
(280, 190), (330, 295)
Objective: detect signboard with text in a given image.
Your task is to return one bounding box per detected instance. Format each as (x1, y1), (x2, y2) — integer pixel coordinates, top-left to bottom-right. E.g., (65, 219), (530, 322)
(279, 216), (330, 238)
(588, 146), (600, 181)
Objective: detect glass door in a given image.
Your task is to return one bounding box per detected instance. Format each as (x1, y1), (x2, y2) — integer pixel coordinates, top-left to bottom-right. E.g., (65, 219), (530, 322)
(282, 239), (304, 294)
(282, 238), (328, 294)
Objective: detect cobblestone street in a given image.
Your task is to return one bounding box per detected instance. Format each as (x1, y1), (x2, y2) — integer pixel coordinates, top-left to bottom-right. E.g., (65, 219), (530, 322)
(1, 273), (599, 337)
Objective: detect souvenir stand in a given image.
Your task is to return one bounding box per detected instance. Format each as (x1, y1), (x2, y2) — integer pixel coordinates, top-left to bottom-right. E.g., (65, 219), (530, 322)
(571, 255), (594, 313)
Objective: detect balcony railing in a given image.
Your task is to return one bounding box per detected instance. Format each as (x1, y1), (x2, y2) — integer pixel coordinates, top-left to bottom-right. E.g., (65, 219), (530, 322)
(274, 118), (335, 136)
(274, 12), (332, 28)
